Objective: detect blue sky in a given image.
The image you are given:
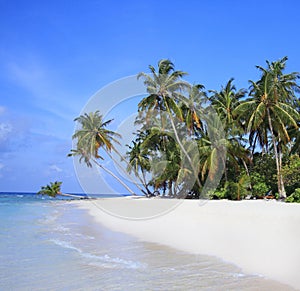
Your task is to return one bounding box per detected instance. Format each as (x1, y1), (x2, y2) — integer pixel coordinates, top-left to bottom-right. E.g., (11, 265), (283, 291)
(0, 0), (299, 193)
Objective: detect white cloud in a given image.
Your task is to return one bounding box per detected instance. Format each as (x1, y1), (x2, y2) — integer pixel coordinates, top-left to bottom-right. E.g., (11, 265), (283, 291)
(0, 122), (13, 141)
(49, 164), (63, 172)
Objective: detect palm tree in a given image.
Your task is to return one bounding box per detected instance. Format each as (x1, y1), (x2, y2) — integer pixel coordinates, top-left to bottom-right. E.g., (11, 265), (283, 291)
(37, 181), (84, 198)
(126, 138), (152, 196)
(138, 59), (202, 191)
(234, 56), (300, 198)
(209, 78), (247, 132)
(72, 111), (121, 156)
(180, 84), (206, 134)
(68, 111), (136, 195)
(38, 181), (62, 197)
(137, 59), (188, 115)
(133, 127), (180, 197)
(209, 79), (250, 180)
(196, 111), (227, 196)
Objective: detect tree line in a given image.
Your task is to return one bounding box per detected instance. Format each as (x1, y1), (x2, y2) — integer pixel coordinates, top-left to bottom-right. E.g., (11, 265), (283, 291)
(65, 57), (300, 202)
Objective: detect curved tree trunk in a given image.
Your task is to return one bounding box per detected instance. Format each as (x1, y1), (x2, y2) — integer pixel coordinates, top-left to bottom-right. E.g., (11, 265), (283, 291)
(59, 192), (87, 199)
(105, 148), (148, 195)
(92, 158), (136, 196)
(164, 98), (203, 190)
(108, 144), (156, 196)
(267, 108), (286, 198)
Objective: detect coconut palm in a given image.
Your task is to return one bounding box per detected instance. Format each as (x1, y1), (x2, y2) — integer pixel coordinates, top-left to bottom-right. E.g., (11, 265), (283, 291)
(234, 56), (300, 198)
(209, 78), (247, 133)
(69, 111), (136, 195)
(138, 60), (203, 191)
(37, 181), (84, 198)
(72, 111), (121, 157)
(38, 181), (62, 197)
(180, 84), (207, 134)
(137, 59), (189, 115)
(126, 138), (152, 196)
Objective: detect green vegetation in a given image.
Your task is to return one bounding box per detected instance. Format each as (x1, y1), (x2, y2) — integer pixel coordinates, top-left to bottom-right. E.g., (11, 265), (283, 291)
(37, 181), (85, 198)
(285, 189), (300, 203)
(69, 57), (300, 202)
(38, 181), (63, 197)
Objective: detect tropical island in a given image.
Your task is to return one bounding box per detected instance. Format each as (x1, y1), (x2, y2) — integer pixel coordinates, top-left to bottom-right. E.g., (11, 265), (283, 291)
(60, 57), (300, 203)
(37, 57), (300, 289)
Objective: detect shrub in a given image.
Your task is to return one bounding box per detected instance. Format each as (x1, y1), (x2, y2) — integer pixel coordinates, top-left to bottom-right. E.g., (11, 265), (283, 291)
(281, 155), (300, 196)
(250, 173), (269, 198)
(285, 188), (300, 203)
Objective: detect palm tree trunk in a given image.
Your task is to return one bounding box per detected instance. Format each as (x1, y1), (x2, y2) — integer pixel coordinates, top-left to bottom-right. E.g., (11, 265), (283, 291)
(105, 148), (148, 195)
(267, 108), (286, 198)
(241, 159), (252, 192)
(242, 159), (250, 176)
(92, 158), (136, 196)
(224, 163), (228, 182)
(278, 142), (286, 197)
(60, 193), (87, 199)
(141, 169), (152, 195)
(168, 181), (173, 197)
(164, 98), (203, 190)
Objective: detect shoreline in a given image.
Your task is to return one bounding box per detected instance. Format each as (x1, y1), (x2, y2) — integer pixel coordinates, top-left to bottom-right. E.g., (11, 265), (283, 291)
(74, 198), (300, 290)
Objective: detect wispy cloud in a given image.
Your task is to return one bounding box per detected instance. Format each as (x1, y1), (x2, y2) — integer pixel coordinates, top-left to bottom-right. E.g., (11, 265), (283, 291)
(49, 164), (63, 173)
(0, 106), (31, 153)
(6, 57), (82, 122)
(0, 122), (12, 142)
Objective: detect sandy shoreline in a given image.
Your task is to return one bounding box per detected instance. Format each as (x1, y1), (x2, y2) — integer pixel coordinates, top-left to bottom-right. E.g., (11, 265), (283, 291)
(74, 197), (300, 290)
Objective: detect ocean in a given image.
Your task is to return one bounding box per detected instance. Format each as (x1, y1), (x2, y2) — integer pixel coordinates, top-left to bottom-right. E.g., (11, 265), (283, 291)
(0, 192), (295, 291)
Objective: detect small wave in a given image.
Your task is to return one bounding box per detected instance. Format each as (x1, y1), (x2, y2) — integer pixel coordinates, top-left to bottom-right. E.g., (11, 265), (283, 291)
(55, 229), (95, 240)
(68, 232), (95, 240)
(161, 267), (176, 272)
(50, 239), (82, 253)
(49, 239), (146, 269)
(232, 273), (246, 278)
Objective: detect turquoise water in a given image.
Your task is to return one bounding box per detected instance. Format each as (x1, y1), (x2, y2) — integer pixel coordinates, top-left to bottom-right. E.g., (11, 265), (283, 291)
(0, 193), (295, 291)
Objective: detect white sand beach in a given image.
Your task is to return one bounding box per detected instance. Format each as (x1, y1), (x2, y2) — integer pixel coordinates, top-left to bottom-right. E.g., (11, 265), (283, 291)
(75, 198), (300, 289)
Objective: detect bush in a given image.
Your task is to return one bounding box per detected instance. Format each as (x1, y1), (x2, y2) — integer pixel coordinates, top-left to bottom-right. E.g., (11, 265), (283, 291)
(281, 155), (300, 196)
(210, 187), (227, 200)
(211, 176), (250, 200)
(250, 173), (269, 198)
(285, 188), (300, 203)
(251, 154), (277, 193)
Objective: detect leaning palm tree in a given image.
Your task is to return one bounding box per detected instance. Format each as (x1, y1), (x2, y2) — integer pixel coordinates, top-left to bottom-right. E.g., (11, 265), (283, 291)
(68, 111), (136, 195)
(37, 181), (84, 198)
(234, 56), (300, 198)
(38, 181), (63, 197)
